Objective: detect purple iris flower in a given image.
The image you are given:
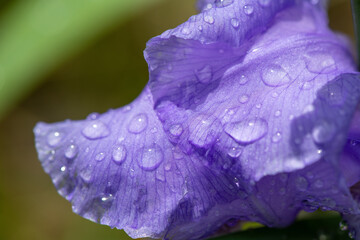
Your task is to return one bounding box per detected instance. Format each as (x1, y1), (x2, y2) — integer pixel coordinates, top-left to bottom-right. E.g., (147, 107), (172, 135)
(34, 0), (360, 239)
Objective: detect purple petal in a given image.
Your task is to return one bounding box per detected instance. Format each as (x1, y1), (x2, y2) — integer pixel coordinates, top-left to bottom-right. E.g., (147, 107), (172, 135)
(145, 1), (360, 182)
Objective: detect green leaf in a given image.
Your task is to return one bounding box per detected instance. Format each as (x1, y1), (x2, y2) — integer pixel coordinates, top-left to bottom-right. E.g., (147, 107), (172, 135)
(0, 0), (161, 119)
(211, 216), (350, 240)
(352, 0), (360, 70)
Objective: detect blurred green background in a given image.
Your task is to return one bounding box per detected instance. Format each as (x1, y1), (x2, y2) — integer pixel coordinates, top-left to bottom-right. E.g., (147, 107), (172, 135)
(0, 0), (356, 240)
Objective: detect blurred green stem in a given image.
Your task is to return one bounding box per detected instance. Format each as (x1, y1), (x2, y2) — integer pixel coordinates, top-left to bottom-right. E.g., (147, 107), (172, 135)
(352, 0), (360, 70)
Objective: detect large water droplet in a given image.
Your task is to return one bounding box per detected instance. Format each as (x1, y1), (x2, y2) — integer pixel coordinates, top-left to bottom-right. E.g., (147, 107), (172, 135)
(225, 118), (268, 144)
(305, 51), (337, 73)
(101, 193), (114, 204)
(87, 112), (99, 120)
(112, 145), (127, 165)
(230, 18), (239, 28)
(243, 5), (254, 15)
(204, 15), (215, 24)
(189, 115), (222, 148)
(169, 124), (183, 137)
(47, 131), (63, 147)
(195, 65), (213, 83)
(261, 65), (291, 87)
(318, 83), (344, 106)
(312, 122), (336, 144)
(274, 110), (282, 117)
(137, 144), (164, 171)
(65, 144), (78, 159)
(128, 113), (148, 134)
(295, 176), (308, 191)
(215, 0), (234, 7)
(82, 121), (110, 140)
(258, 0), (270, 7)
(95, 152), (105, 161)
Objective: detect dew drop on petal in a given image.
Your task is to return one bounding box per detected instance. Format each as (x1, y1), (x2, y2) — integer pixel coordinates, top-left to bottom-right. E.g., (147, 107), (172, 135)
(128, 113), (148, 134)
(312, 122), (336, 144)
(274, 110), (282, 117)
(305, 51), (337, 73)
(64, 144), (78, 160)
(295, 176), (308, 191)
(80, 166), (92, 183)
(169, 124), (183, 137)
(271, 132), (282, 143)
(82, 121), (110, 140)
(300, 81), (314, 90)
(47, 131), (63, 147)
(204, 15), (215, 24)
(238, 75), (249, 85)
(243, 5), (254, 15)
(261, 65), (291, 87)
(112, 145), (127, 165)
(225, 118), (268, 144)
(95, 152), (105, 162)
(87, 112), (99, 120)
(195, 65), (213, 83)
(215, 0), (234, 7)
(137, 144), (164, 171)
(101, 193), (114, 204)
(60, 166), (66, 172)
(189, 115), (222, 148)
(230, 18), (239, 28)
(258, 0), (270, 7)
(228, 147), (243, 158)
(238, 94), (250, 104)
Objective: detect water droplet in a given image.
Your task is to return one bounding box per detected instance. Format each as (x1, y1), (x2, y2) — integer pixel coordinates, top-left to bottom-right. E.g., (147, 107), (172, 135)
(169, 124), (183, 137)
(314, 179), (323, 188)
(258, 0), (270, 7)
(204, 15), (214, 24)
(128, 113), (148, 134)
(230, 18), (239, 28)
(48, 150), (56, 161)
(272, 92), (279, 98)
(101, 193), (114, 203)
(215, 0), (234, 7)
(112, 145), (127, 165)
(181, 27), (191, 35)
(339, 220), (348, 231)
(318, 83), (344, 106)
(228, 147), (243, 158)
(225, 118), (268, 144)
(256, 103), (262, 109)
(47, 131), (63, 147)
(198, 25), (203, 31)
(272, 132), (282, 143)
(95, 152), (105, 161)
(80, 166), (92, 183)
(295, 176), (308, 191)
(64, 144), (78, 159)
(137, 144), (164, 171)
(300, 81), (314, 90)
(238, 75), (249, 85)
(164, 162), (172, 171)
(274, 110), (281, 117)
(243, 4), (254, 15)
(262, 65), (291, 87)
(195, 65), (213, 83)
(305, 51), (337, 73)
(82, 121), (110, 140)
(189, 115), (222, 148)
(312, 122), (336, 144)
(60, 166), (66, 172)
(87, 112), (99, 120)
(238, 94), (249, 104)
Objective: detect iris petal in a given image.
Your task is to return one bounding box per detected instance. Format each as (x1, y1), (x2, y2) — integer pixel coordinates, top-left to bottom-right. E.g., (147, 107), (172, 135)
(34, 0), (360, 239)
